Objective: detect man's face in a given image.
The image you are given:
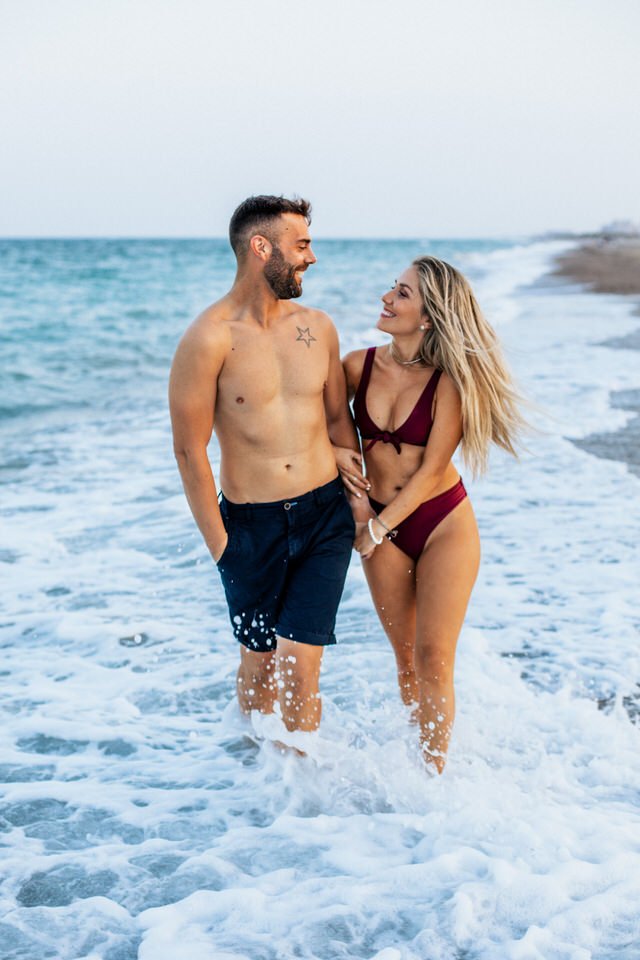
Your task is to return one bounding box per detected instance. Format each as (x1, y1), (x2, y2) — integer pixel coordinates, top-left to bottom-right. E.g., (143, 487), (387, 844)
(263, 213), (316, 300)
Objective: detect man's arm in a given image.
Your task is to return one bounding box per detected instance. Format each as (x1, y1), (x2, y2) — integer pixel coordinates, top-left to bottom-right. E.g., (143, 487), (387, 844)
(169, 317), (230, 562)
(323, 320), (369, 500)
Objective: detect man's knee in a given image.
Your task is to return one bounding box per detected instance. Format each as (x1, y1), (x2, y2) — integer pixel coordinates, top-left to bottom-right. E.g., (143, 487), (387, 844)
(275, 640), (322, 692)
(239, 649), (276, 684)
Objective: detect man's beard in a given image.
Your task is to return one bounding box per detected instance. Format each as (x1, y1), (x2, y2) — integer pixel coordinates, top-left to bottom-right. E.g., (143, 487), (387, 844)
(264, 245), (304, 299)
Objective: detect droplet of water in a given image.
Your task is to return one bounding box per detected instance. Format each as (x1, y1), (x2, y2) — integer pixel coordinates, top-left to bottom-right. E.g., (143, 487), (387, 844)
(119, 632), (149, 647)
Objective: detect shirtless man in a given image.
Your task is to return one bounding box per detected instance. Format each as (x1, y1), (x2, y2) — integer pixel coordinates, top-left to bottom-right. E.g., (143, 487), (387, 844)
(169, 196), (359, 733)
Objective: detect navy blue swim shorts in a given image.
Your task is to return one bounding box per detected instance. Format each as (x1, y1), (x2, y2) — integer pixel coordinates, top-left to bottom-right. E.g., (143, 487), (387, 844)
(216, 476), (355, 653)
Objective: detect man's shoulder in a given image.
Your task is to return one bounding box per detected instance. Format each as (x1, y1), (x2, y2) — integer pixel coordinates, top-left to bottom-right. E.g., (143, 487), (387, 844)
(286, 302), (333, 330)
(171, 303), (232, 381)
(181, 301), (232, 349)
(285, 305), (337, 351)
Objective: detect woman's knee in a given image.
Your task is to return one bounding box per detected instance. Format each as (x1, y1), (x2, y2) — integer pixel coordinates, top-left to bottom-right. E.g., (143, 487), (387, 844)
(414, 643), (454, 686)
(391, 635), (415, 669)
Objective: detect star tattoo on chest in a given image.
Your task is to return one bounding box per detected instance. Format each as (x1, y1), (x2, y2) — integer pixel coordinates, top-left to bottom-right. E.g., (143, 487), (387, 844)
(295, 326), (317, 348)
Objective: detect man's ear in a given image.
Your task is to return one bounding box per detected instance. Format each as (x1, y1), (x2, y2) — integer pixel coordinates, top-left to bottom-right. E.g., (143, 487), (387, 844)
(249, 234), (272, 261)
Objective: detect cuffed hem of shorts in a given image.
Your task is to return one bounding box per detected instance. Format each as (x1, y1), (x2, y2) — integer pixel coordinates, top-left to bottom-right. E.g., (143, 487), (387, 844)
(274, 623), (337, 647)
(235, 632), (278, 653)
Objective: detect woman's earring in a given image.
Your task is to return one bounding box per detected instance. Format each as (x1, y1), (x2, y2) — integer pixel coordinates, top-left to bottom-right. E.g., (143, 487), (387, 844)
(419, 324), (425, 330)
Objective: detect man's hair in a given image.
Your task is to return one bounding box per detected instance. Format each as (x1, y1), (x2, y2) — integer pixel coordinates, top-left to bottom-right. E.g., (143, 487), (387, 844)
(228, 195), (312, 258)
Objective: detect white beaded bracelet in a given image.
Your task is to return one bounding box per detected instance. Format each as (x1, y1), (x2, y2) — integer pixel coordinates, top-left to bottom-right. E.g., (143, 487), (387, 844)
(367, 517), (384, 545)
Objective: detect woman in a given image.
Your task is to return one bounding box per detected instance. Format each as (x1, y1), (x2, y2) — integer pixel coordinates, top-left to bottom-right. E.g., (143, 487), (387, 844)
(338, 256), (524, 773)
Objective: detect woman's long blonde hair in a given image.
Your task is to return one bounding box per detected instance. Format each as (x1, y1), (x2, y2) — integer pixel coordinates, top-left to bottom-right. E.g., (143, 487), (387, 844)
(413, 255), (525, 476)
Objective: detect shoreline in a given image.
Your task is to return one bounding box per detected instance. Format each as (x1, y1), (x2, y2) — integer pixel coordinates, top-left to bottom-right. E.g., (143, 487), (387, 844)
(549, 236), (640, 477)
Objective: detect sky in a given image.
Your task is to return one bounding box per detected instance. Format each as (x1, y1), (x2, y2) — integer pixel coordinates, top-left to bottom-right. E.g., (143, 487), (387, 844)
(1, 0), (639, 238)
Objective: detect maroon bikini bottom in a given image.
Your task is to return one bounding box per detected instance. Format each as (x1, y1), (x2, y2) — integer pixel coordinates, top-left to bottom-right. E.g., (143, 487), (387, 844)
(368, 478), (467, 563)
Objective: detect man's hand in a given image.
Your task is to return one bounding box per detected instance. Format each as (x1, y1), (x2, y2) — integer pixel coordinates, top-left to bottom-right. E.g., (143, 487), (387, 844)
(212, 533), (229, 564)
(333, 445), (369, 498)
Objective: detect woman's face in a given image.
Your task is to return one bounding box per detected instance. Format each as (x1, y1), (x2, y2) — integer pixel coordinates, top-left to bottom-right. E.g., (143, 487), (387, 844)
(377, 265), (426, 335)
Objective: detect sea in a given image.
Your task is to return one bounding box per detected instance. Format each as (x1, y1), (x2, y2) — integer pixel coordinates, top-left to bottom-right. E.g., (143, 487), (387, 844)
(1, 237), (639, 960)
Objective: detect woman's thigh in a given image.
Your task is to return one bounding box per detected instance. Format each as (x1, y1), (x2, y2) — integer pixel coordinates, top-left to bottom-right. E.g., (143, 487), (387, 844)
(363, 539), (417, 639)
(415, 498), (481, 656)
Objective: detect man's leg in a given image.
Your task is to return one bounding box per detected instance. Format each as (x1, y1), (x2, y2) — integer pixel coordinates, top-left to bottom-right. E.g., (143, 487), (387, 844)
(236, 647), (277, 715)
(274, 638), (324, 731)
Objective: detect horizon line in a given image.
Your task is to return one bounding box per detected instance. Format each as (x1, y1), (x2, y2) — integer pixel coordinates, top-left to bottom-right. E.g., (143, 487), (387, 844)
(0, 232), (589, 242)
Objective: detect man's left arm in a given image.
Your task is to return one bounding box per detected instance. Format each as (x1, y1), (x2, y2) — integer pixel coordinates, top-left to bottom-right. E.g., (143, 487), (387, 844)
(323, 318), (369, 499)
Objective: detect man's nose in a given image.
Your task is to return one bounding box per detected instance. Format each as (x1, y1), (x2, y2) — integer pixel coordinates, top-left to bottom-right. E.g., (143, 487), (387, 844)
(306, 247), (317, 265)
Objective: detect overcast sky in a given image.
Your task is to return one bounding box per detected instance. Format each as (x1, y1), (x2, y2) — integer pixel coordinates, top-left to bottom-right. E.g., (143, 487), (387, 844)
(2, 0), (639, 237)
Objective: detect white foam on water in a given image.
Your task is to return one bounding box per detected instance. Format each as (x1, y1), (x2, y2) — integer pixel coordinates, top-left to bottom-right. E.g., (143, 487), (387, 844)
(1, 239), (639, 959)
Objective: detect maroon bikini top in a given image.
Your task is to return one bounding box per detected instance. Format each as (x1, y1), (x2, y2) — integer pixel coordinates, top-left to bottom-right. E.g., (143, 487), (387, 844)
(353, 347), (441, 454)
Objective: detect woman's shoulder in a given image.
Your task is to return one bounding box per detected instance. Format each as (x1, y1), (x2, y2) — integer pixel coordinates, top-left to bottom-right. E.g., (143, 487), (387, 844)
(342, 344), (386, 371)
(434, 369), (457, 393)
(342, 346), (381, 393)
(342, 349), (366, 396)
(342, 347), (367, 369)
(433, 369), (462, 414)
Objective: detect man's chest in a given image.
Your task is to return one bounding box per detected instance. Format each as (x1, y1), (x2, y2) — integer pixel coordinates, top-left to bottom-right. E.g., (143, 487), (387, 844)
(222, 327), (329, 405)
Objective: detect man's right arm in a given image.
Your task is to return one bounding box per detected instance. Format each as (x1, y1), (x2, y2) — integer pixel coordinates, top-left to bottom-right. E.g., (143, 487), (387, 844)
(169, 317), (230, 563)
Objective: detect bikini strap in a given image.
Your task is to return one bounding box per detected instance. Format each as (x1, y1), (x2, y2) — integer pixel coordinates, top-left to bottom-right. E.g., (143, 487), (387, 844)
(354, 347), (376, 404)
(414, 368), (442, 422)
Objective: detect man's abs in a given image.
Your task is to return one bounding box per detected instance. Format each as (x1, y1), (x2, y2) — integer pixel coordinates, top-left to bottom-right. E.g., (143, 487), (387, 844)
(213, 312), (339, 502)
(215, 407), (338, 503)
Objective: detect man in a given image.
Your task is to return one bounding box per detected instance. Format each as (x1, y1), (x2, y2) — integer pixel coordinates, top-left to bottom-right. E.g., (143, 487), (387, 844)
(169, 196), (360, 734)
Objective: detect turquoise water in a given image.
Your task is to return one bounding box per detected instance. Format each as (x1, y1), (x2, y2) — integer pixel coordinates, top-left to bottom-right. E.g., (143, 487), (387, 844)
(0, 236), (508, 418)
(1, 237), (639, 959)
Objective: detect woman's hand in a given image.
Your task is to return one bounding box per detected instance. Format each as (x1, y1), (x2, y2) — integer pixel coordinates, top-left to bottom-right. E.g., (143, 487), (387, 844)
(354, 520), (378, 559)
(333, 445), (370, 498)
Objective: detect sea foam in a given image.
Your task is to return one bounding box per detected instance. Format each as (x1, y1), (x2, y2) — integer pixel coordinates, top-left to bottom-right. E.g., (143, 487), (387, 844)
(1, 237), (639, 959)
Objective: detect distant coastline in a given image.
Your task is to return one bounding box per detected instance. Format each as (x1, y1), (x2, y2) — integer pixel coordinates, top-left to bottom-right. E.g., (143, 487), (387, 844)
(550, 234), (640, 476)
(552, 234), (640, 296)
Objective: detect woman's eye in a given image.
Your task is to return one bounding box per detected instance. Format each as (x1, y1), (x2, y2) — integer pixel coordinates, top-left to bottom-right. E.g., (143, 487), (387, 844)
(399, 290), (408, 298)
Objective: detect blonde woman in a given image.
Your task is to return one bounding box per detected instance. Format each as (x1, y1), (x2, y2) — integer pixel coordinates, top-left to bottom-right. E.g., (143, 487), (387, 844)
(338, 256), (524, 772)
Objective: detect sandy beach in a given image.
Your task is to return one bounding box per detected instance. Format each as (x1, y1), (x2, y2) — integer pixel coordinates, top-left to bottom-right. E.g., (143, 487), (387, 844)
(553, 235), (640, 296)
(552, 236), (640, 476)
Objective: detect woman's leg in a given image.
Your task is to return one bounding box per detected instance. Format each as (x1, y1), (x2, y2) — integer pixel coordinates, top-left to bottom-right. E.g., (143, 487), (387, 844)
(415, 499), (480, 772)
(363, 539), (419, 706)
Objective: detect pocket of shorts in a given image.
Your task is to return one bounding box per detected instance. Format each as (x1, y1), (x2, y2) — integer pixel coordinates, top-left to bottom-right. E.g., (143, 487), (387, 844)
(216, 517), (235, 567)
(216, 521), (248, 568)
(216, 534), (231, 567)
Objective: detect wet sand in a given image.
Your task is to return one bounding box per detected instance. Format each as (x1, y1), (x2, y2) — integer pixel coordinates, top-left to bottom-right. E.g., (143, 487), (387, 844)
(553, 236), (640, 296)
(552, 236), (640, 477)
